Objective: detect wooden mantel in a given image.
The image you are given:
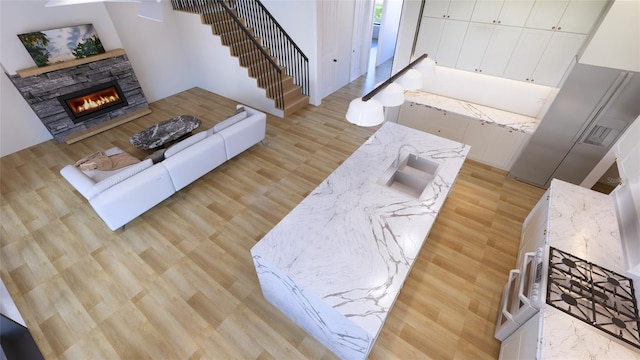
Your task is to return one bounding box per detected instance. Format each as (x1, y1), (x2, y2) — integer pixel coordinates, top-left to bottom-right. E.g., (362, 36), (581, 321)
(17, 49), (126, 78)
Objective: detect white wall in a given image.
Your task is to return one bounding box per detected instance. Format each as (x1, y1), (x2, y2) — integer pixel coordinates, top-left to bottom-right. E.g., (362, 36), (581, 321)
(580, 0), (640, 72)
(104, 1), (194, 103)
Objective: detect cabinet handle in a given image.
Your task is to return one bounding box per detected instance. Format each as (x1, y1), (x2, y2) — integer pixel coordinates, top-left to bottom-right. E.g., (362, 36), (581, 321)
(493, 20), (496, 23)
(552, 26), (556, 30)
(557, 26), (561, 30)
(498, 20), (501, 24)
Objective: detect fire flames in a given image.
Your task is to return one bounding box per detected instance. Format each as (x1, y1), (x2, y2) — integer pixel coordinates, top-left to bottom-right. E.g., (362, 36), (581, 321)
(75, 94), (119, 113)
(68, 87), (121, 115)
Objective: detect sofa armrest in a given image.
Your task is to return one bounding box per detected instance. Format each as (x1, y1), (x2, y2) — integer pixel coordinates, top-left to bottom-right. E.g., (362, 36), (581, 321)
(60, 159), (153, 201)
(60, 165), (97, 200)
(89, 163), (175, 230)
(217, 107), (266, 159)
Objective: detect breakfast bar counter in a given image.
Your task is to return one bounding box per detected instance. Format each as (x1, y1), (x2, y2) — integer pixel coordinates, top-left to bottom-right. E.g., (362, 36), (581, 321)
(251, 122), (469, 359)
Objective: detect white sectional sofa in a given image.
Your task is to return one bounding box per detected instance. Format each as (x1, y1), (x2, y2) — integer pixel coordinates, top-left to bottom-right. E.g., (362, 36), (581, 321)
(60, 105), (267, 231)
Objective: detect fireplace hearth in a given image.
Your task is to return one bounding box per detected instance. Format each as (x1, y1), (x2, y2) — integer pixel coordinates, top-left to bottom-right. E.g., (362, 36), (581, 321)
(59, 81), (128, 124)
(9, 49), (150, 143)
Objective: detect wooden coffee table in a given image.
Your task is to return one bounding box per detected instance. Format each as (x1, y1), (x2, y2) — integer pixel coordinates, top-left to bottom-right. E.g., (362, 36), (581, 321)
(130, 115), (201, 150)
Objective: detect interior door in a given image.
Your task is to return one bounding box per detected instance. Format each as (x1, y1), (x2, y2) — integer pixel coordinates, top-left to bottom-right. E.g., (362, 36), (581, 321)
(319, 0), (355, 99)
(351, 0), (375, 81)
(375, 0), (403, 66)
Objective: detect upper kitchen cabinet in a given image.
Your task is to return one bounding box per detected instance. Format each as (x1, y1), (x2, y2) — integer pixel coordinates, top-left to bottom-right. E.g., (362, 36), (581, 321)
(471, 0), (535, 26)
(424, 0), (477, 21)
(525, 0), (608, 34)
(503, 29), (586, 85)
(524, 0), (569, 30)
(414, 0), (610, 87)
(415, 18), (469, 67)
(456, 23), (522, 75)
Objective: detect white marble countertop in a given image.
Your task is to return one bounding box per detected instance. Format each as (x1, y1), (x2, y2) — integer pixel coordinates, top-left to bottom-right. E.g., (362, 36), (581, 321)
(403, 90), (540, 135)
(251, 122), (469, 358)
(539, 179), (640, 359)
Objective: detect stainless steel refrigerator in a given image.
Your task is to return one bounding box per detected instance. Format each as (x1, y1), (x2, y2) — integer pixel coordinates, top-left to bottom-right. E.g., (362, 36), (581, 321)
(509, 63), (640, 188)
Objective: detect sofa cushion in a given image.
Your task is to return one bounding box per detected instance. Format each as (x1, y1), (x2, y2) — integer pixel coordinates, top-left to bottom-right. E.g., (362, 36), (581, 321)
(209, 107), (247, 135)
(164, 131), (207, 158)
(89, 159), (153, 197)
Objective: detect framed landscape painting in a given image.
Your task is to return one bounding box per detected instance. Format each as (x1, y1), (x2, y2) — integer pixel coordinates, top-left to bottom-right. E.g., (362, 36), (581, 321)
(18, 24), (106, 67)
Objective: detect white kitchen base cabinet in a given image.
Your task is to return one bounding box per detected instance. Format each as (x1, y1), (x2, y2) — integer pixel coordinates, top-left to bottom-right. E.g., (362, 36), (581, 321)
(499, 312), (541, 360)
(398, 102), (531, 171)
(463, 121), (530, 170)
(397, 102), (468, 142)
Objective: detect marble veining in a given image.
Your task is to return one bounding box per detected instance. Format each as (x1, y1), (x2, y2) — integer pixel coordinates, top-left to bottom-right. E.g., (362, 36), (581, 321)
(404, 90), (539, 134)
(546, 179), (624, 274)
(538, 179), (640, 359)
(251, 122), (469, 359)
(130, 115), (201, 150)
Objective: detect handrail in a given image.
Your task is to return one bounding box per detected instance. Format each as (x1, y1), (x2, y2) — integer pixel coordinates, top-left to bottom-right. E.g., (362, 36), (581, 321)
(231, 0), (309, 95)
(170, 0), (309, 109)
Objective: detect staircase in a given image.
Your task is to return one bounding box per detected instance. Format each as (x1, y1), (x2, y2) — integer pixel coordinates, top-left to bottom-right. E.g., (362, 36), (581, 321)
(170, 0), (309, 117)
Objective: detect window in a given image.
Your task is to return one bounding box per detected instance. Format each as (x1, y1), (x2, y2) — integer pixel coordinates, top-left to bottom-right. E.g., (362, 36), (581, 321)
(374, 0), (383, 25)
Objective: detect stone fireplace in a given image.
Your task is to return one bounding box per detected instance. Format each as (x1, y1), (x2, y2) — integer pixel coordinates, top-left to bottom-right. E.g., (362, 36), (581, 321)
(8, 49), (150, 144)
(59, 80), (128, 124)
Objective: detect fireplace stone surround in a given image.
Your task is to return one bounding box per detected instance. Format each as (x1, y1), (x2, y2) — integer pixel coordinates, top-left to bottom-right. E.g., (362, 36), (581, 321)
(8, 49), (150, 143)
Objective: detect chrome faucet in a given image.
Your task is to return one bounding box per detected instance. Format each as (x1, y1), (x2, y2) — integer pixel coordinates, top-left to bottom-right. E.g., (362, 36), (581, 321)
(396, 144), (420, 167)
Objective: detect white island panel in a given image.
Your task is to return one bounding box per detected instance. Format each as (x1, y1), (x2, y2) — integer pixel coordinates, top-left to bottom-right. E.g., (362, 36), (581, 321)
(251, 122), (469, 359)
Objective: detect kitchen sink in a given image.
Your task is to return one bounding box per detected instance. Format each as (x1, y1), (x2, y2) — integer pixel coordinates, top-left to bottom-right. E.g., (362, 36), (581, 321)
(378, 153), (439, 199)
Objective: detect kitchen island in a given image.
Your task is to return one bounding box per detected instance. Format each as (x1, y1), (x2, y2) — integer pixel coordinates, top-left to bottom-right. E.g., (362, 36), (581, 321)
(251, 122), (470, 359)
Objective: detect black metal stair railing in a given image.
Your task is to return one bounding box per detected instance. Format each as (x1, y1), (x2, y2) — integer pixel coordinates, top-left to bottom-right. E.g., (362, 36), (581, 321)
(171, 0), (283, 109)
(231, 0), (309, 96)
(170, 0), (309, 110)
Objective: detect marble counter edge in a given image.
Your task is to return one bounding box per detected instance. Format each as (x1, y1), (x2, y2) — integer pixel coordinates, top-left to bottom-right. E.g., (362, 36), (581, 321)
(403, 90), (540, 135)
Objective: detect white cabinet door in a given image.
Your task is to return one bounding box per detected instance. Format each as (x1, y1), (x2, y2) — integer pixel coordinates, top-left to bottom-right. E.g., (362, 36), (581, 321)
(435, 20), (470, 67)
(424, 0), (451, 17)
(447, 0), (477, 20)
(463, 122), (530, 170)
(471, 0), (535, 26)
(518, 190), (549, 265)
(456, 23), (494, 72)
(531, 32), (586, 85)
(471, 0), (504, 24)
(525, 0), (569, 30)
(498, 0), (535, 27)
(480, 25), (522, 76)
(415, 17), (445, 61)
(483, 126), (529, 170)
(557, 0), (608, 34)
(499, 311), (540, 360)
(398, 103), (469, 142)
(503, 28), (552, 82)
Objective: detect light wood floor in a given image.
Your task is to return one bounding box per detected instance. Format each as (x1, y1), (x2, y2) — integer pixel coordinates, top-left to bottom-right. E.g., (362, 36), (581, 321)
(1, 66), (545, 359)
